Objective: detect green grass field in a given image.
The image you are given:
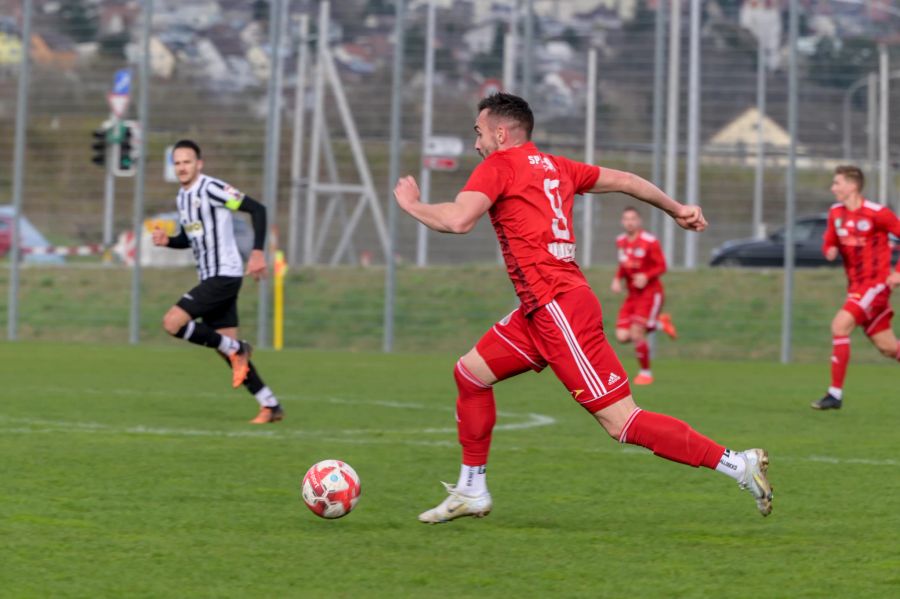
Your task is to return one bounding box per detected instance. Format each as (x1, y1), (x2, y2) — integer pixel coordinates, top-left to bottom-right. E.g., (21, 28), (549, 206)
(2, 264), (892, 363)
(1, 343), (897, 598)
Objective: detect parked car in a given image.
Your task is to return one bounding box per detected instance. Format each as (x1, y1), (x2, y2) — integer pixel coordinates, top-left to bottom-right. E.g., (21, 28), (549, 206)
(709, 214), (900, 267)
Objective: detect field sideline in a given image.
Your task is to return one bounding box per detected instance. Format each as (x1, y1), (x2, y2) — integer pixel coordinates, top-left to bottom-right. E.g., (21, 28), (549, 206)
(1, 342), (898, 598)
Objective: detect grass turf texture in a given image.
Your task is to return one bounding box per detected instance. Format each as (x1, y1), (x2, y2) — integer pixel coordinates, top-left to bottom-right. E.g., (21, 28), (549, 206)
(1, 343), (898, 598)
(2, 264), (896, 362)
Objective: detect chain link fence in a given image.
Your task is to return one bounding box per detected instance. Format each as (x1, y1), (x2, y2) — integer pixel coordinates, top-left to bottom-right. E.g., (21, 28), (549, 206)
(2, 0), (899, 360)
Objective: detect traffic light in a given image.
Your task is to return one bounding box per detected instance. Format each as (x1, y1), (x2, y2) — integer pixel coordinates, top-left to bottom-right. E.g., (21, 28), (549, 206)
(112, 121), (139, 176)
(118, 123), (134, 172)
(91, 128), (107, 166)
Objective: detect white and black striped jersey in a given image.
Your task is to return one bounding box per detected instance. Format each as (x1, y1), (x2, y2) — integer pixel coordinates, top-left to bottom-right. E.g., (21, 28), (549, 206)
(175, 174), (246, 280)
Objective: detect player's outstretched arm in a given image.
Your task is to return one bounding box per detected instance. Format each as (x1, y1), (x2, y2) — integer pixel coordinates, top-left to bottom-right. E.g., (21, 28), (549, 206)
(236, 196), (268, 281)
(154, 226), (190, 249)
(589, 168), (707, 232)
(394, 176), (491, 234)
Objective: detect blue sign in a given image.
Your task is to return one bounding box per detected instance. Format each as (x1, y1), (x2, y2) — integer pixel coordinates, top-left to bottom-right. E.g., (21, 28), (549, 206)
(113, 69), (132, 96)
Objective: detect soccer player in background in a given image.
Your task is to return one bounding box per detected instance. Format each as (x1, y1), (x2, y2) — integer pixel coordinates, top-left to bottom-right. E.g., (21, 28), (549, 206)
(812, 165), (900, 410)
(151, 139), (285, 424)
(611, 207), (677, 385)
(394, 93), (773, 522)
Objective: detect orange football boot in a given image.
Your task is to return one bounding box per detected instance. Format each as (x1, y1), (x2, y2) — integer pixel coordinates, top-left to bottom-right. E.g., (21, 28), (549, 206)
(250, 405), (285, 424)
(633, 373), (654, 385)
(658, 313), (678, 339)
(229, 341), (251, 388)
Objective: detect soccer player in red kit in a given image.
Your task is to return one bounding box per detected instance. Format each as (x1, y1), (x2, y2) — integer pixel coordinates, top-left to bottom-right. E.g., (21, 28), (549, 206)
(394, 93), (773, 522)
(612, 207), (677, 385)
(812, 165), (900, 410)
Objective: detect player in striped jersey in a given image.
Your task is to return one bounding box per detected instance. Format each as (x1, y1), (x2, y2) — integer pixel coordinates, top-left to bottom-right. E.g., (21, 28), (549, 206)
(611, 207), (677, 385)
(812, 165), (900, 410)
(151, 139), (284, 424)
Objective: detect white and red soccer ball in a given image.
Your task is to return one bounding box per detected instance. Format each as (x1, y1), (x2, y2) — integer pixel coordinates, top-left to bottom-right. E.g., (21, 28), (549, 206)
(301, 459), (361, 519)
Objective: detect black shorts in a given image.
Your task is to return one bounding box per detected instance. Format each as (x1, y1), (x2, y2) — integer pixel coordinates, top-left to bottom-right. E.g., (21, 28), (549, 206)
(176, 276), (243, 329)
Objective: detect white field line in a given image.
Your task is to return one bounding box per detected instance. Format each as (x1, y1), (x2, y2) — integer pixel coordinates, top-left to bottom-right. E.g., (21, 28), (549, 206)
(4, 386), (557, 434)
(0, 416), (896, 468)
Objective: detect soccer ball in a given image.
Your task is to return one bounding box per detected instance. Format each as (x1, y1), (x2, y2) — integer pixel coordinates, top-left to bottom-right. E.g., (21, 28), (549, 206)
(301, 459), (361, 519)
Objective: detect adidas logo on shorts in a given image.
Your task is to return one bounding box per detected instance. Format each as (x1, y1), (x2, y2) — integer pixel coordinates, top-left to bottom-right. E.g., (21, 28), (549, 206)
(607, 372), (621, 385)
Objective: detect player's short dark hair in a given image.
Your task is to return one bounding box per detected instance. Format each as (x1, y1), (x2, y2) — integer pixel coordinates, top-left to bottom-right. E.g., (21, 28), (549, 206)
(835, 165), (864, 191)
(623, 206), (641, 216)
(174, 139), (202, 159)
(477, 93), (534, 139)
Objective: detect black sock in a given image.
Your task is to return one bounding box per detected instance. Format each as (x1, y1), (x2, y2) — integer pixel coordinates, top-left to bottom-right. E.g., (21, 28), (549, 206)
(174, 321), (222, 349)
(243, 361), (266, 395)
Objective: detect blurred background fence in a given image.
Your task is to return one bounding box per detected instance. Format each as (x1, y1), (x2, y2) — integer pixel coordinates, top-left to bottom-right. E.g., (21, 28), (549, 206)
(2, 0), (899, 362)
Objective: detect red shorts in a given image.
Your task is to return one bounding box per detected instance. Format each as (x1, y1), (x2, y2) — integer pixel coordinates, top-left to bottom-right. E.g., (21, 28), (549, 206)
(616, 286), (664, 331)
(843, 283), (894, 336)
(475, 286), (631, 414)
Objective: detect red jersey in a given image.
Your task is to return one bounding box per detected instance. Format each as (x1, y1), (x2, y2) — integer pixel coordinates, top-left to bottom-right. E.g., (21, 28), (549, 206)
(822, 200), (900, 292)
(462, 141), (600, 314)
(615, 230), (666, 294)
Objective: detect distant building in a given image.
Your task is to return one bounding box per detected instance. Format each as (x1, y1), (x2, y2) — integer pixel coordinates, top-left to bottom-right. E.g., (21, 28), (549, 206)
(709, 107), (791, 150)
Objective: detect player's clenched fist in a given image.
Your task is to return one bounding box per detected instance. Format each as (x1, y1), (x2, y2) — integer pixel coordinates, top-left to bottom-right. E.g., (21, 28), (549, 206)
(151, 226), (169, 246)
(887, 271), (900, 290)
(674, 205), (707, 232)
(394, 176), (421, 212)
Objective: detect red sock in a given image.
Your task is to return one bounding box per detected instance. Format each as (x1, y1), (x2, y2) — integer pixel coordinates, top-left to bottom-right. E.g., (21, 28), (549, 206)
(454, 360), (496, 466)
(635, 340), (650, 370)
(831, 336), (850, 390)
(619, 409), (725, 469)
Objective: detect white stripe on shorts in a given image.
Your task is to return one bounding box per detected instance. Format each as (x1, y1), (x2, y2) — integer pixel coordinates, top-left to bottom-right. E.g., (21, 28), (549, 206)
(491, 325), (542, 369)
(546, 300), (607, 398)
(648, 292), (663, 328)
(853, 283), (887, 310)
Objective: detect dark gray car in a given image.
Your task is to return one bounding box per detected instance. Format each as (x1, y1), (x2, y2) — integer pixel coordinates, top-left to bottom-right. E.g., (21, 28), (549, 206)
(710, 214), (900, 267)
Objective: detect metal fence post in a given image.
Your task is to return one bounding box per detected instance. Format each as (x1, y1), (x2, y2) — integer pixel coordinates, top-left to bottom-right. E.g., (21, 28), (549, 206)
(781, 0), (799, 365)
(128, 0), (153, 345)
(663, 0), (681, 262)
(258, 0), (288, 348)
(7, 0), (33, 341)
(383, 0), (406, 352)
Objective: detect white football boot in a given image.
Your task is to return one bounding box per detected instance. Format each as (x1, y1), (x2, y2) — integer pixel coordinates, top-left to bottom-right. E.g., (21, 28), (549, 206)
(738, 448), (773, 517)
(418, 482), (493, 524)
